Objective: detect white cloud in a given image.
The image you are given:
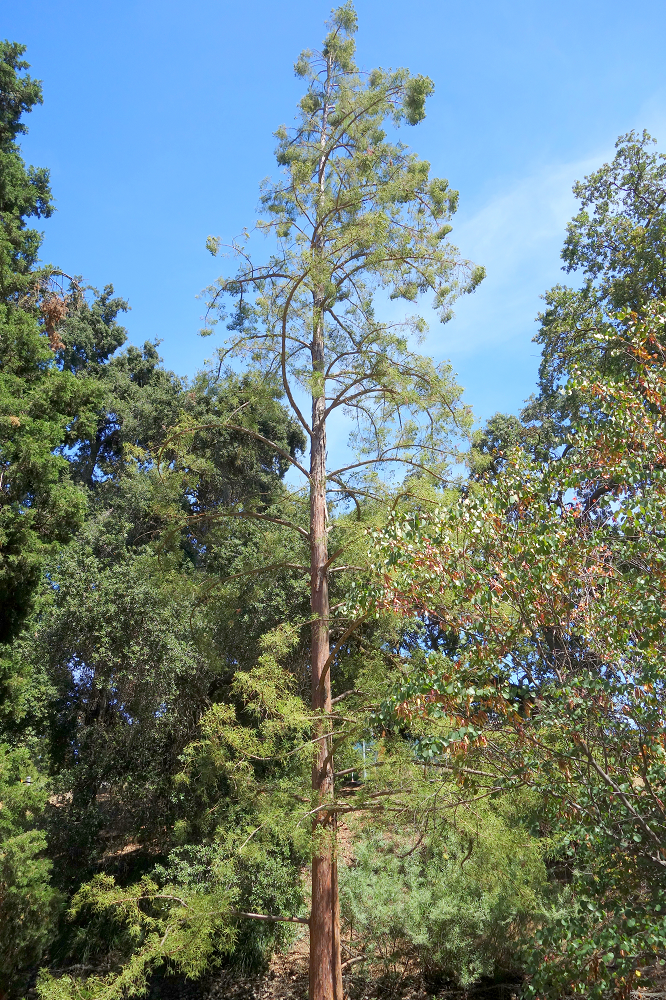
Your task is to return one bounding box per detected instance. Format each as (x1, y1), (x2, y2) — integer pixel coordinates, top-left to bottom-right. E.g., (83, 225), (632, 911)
(429, 152), (610, 360)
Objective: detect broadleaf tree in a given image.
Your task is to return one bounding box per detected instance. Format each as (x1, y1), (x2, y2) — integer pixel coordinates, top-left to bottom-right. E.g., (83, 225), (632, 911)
(470, 130), (666, 473)
(198, 5), (483, 999)
(367, 302), (666, 997)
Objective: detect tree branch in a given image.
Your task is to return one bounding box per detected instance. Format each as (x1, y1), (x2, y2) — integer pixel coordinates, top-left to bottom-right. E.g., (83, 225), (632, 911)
(331, 690), (364, 706)
(328, 456), (449, 484)
(226, 423), (311, 481)
(280, 276), (313, 436)
(318, 615), (369, 693)
(341, 956), (367, 971)
(216, 561), (310, 586)
(195, 509), (310, 540)
(230, 910), (310, 925)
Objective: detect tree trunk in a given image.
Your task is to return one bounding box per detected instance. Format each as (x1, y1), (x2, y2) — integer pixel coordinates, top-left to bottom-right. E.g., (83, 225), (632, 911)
(309, 297), (342, 1000)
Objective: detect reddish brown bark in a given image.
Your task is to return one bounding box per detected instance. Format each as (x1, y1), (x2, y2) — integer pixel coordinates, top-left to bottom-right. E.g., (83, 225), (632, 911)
(309, 289), (342, 1000)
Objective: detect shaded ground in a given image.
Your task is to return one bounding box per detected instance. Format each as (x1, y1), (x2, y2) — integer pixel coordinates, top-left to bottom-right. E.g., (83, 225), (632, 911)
(145, 949), (666, 1000)
(147, 969), (523, 1000)
(147, 933), (523, 1000)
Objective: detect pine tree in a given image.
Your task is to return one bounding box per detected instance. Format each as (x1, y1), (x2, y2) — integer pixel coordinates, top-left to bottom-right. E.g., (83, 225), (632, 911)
(203, 6), (482, 998)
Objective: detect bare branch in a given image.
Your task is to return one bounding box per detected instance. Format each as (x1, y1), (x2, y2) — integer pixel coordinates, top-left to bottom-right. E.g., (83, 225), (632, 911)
(328, 456), (450, 484)
(341, 956), (367, 971)
(230, 910), (310, 925)
(194, 509), (310, 540)
(331, 690), (365, 706)
(318, 615), (369, 693)
(215, 561), (310, 586)
(227, 423), (311, 481)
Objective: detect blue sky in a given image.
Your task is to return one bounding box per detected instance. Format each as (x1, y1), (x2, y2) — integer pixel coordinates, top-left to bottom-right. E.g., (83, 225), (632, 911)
(5, 0), (666, 430)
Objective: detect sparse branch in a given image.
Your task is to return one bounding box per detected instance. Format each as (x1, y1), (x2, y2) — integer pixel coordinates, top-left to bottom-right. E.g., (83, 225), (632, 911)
(230, 910), (310, 925)
(328, 474), (362, 519)
(188, 509), (310, 540)
(226, 423), (311, 481)
(318, 614), (369, 693)
(329, 456), (450, 483)
(331, 691), (366, 708)
(280, 279), (313, 436)
(215, 561), (310, 586)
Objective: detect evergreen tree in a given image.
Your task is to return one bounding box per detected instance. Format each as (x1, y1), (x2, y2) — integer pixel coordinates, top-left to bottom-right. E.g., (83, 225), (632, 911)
(0, 43), (102, 643)
(0, 40), (52, 300)
(200, 6), (482, 998)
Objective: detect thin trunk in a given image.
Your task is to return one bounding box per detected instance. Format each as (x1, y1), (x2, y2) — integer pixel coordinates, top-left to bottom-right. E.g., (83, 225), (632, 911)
(309, 298), (342, 1000)
(332, 835), (343, 1000)
(309, 56), (342, 1000)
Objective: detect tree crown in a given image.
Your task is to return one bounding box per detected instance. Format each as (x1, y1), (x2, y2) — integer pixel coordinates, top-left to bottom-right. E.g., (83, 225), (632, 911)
(204, 3), (483, 494)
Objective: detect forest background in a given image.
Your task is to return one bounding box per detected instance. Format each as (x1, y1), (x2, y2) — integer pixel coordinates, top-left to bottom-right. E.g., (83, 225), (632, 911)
(3, 2), (666, 1000)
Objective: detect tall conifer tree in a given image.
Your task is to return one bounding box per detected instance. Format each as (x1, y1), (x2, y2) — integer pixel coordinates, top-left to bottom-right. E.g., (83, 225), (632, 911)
(203, 6), (482, 998)
(0, 42), (101, 643)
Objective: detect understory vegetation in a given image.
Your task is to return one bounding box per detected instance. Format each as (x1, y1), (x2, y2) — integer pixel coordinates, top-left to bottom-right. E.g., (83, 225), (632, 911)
(2, 7), (666, 1000)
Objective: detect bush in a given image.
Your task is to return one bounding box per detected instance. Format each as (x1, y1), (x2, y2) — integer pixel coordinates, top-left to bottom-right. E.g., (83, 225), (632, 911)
(339, 807), (550, 989)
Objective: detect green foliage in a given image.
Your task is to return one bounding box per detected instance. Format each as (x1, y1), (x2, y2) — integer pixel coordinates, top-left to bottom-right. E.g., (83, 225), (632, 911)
(0, 299), (98, 642)
(156, 367), (306, 527)
(0, 744), (61, 995)
(36, 646), (311, 997)
(66, 337), (183, 488)
(204, 1), (481, 493)
(174, 653), (311, 845)
(36, 873), (237, 1000)
(561, 129), (666, 312)
(43, 552), (213, 872)
(471, 131), (666, 472)
(369, 301), (666, 995)
(156, 839), (304, 974)
(15, 15), (666, 1000)
(526, 843), (666, 1000)
(56, 283), (129, 375)
(534, 130), (666, 442)
(340, 807), (549, 989)
(0, 40), (52, 299)
(0, 43), (107, 644)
